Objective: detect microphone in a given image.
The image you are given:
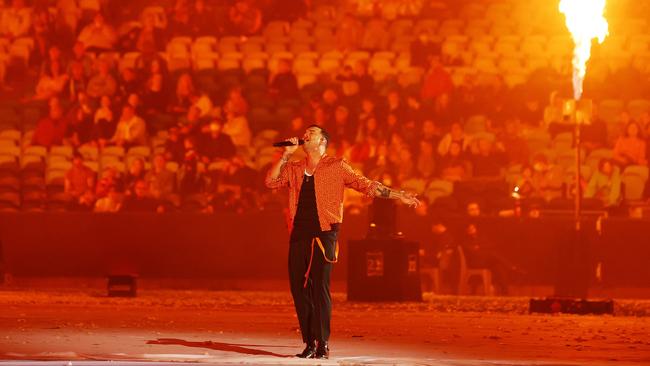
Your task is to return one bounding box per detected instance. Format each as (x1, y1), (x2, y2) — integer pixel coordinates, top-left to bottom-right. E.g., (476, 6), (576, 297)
(273, 139), (304, 147)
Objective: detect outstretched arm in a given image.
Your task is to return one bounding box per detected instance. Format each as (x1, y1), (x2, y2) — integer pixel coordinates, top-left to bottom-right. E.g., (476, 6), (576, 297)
(375, 184), (421, 208)
(341, 159), (420, 208)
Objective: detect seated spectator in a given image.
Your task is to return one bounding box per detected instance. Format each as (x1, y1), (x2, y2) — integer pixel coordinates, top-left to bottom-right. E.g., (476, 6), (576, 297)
(69, 42), (94, 78)
(395, 146), (415, 184)
(77, 12), (117, 52)
(416, 140), (436, 180)
(437, 122), (470, 156)
(431, 93), (458, 129)
(224, 87), (248, 117)
(283, 115), (306, 139)
(32, 100), (68, 149)
(385, 89), (406, 123)
(0, 0), (31, 40)
(56, 0), (82, 39)
(421, 119), (443, 147)
(365, 142), (395, 181)
(190, 0), (220, 36)
(94, 186), (122, 213)
(89, 95), (115, 147)
(199, 120), (237, 163)
(582, 113), (608, 152)
(65, 105), (93, 148)
(121, 179), (164, 212)
(168, 0), (193, 37)
(168, 73), (196, 115)
(613, 121), (647, 168)
(468, 137), (507, 178)
(95, 167), (123, 199)
(321, 87), (339, 121)
(124, 158), (146, 195)
(86, 60), (117, 99)
(221, 155), (258, 190)
(438, 141), (471, 182)
(461, 223), (516, 295)
(118, 68), (140, 99)
(420, 56), (453, 103)
(165, 127), (185, 163)
(358, 97), (377, 125)
(64, 152), (96, 210)
(66, 61), (88, 102)
(351, 116), (381, 163)
(228, 0), (262, 35)
(110, 104), (147, 148)
(135, 40), (169, 74)
(405, 93), (427, 124)
(497, 119), (530, 165)
(353, 60), (374, 98)
(584, 158), (621, 208)
(142, 59), (168, 114)
(269, 59), (299, 100)
(223, 105), (251, 148)
(178, 106), (204, 137)
(32, 6), (55, 62)
(145, 154), (177, 201)
(529, 153), (565, 202)
(401, 117), (420, 149)
(466, 201), (482, 217)
(33, 61), (69, 101)
(178, 140), (208, 196)
(75, 91), (94, 113)
(411, 31), (441, 68)
(423, 217), (459, 294)
(40, 46), (65, 80)
(328, 105), (357, 146)
(513, 165), (537, 199)
(132, 16), (165, 53)
(336, 65), (359, 104)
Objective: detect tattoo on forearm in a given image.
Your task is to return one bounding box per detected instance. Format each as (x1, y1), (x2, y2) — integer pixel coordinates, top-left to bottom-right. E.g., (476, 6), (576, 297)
(378, 186), (391, 198)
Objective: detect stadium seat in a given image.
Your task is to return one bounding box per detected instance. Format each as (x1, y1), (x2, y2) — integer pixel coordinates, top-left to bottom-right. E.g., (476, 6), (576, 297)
(627, 99), (650, 119)
(101, 146), (125, 158)
(622, 165), (649, 201)
(50, 145), (73, 160)
(78, 145), (99, 161)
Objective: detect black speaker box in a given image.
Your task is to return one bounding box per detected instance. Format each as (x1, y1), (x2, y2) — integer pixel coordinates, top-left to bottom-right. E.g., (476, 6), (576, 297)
(107, 274), (137, 297)
(347, 239), (422, 301)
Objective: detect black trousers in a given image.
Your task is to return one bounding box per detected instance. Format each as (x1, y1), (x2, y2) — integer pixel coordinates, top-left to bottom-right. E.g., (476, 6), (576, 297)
(288, 227), (338, 344)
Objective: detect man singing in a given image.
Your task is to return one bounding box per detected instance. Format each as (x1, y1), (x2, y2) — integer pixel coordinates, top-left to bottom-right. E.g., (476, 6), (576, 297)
(265, 125), (420, 359)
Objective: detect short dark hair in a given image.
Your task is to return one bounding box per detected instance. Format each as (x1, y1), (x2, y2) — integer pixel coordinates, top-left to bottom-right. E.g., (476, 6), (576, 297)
(308, 124), (330, 148)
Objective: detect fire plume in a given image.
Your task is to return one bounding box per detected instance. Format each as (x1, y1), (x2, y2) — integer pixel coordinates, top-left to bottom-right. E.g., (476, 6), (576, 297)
(559, 0), (609, 100)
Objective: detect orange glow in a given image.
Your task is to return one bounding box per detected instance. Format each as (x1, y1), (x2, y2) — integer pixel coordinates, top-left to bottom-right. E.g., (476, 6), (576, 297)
(559, 0), (609, 100)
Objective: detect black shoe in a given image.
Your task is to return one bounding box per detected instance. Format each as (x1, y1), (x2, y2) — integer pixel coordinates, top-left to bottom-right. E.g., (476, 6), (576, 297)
(295, 341), (316, 358)
(314, 341), (329, 359)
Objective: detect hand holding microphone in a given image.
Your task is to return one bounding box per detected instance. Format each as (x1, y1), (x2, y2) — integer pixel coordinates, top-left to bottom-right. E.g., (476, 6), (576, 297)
(278, 137), (301, 160)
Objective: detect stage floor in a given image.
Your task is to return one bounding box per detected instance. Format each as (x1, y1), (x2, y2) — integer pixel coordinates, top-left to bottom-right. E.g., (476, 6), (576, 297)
(0, 289), (649, 365)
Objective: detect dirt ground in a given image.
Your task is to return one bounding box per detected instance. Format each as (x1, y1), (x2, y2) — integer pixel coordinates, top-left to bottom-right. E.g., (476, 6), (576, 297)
(0, 289), (649, 365)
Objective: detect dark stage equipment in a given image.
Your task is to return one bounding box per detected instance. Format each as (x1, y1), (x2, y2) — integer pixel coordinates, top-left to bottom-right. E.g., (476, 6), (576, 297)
(347, 238), (422, 302)
(107, 274), (137, 297)
(529, 297), (614, 315)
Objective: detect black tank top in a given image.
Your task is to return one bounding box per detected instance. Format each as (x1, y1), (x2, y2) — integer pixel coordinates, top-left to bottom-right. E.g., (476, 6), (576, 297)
(292, 173), (321, 239)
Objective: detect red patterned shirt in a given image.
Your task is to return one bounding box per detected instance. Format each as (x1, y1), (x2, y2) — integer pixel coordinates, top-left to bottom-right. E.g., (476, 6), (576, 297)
(266, 154), (381, 232)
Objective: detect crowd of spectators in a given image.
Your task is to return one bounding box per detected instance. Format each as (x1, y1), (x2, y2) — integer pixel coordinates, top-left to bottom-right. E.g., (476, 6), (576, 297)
(0, 0), (649, 218)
